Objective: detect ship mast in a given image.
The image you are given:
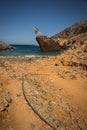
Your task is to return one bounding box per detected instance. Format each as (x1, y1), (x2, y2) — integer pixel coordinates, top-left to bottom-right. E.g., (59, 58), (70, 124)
(33, 26), (43, 36)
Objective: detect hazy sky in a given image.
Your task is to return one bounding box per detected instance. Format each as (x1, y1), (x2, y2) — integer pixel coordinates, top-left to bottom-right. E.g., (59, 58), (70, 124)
(0, 0), (87, 44)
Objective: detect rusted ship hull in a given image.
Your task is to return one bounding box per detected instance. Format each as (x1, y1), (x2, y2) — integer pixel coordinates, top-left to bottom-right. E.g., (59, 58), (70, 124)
(36, 35), (61, 52)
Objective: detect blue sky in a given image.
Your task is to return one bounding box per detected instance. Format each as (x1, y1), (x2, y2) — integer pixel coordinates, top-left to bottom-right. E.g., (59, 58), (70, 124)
(0, 0), (87, 44)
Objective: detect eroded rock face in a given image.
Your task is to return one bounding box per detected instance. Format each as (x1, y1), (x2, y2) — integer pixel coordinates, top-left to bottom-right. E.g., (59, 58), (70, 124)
(0, 41), (13, 51)
(36, 35), (61, 52)
(52, 21), (87, 39)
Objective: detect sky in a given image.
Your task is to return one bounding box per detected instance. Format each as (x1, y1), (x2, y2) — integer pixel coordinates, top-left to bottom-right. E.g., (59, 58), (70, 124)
(0, 0), (87, 45)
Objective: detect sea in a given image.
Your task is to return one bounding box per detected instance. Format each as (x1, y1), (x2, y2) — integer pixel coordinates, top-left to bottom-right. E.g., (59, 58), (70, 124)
(0, 44), (63, 57)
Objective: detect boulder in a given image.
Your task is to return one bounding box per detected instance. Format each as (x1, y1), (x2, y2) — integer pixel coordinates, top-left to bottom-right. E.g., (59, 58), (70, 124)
(36, 35), (61, 52)
(0, 41), (13, 51)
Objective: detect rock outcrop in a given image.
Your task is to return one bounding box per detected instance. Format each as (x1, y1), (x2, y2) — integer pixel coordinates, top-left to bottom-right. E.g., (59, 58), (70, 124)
(52, 20), (87, 39)
(58, 32), (87, 73)
(52, 20), (87, 47)
(36, 35), (61, 52)
(0, 41), (13, 51)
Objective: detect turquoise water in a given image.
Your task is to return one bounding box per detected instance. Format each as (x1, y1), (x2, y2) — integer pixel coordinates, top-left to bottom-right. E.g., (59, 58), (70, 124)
(0, 45), (62, 57)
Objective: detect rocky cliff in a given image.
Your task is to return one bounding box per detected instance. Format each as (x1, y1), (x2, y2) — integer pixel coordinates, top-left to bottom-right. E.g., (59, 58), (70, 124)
(52, 20), (87, 47)
(0, 41), (13, 51)
(52, 20), (87, 39)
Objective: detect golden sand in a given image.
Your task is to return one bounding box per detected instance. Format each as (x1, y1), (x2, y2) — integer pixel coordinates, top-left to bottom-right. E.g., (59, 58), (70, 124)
(0, 55), (87, 130)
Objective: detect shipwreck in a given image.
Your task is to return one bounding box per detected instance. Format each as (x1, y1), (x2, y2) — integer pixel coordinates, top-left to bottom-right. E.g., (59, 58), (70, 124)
(34, 27), (66, 52)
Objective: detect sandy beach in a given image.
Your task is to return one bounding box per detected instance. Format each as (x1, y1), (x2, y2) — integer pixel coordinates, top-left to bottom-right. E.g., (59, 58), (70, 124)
(0, 53), (87, 130)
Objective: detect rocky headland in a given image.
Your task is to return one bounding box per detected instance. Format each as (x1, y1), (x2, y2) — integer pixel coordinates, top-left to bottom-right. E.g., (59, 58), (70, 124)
(0, 41), (13, 51)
